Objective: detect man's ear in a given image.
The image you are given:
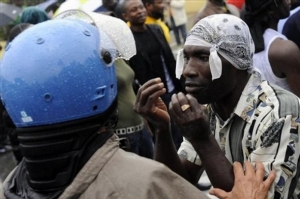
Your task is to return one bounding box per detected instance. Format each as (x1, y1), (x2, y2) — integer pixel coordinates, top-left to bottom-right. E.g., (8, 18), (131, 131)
(122, 12), (128, 21)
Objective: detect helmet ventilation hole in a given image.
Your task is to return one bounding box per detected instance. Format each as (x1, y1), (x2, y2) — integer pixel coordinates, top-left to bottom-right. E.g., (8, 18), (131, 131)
(93, 105), (98, 111)
(83, 30), (91, 36)
(36, 38), (44, 44)
(102, 50), (112, 64)
(44, 93), (52, 101)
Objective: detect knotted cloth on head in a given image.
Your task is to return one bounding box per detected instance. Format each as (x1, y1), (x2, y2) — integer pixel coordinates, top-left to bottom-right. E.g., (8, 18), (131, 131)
(176, 14), (255, 80)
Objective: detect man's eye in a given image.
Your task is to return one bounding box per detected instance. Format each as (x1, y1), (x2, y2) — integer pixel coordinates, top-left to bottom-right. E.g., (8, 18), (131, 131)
(183, 55), (189, 64)
(131, 7), (137, 12)
(198, 56), (209, 61)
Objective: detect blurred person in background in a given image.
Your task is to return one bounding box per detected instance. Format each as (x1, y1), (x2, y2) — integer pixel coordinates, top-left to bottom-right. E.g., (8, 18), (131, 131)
(193, 0), (240, 25)
(86, 11), (155, 158)
(20, 6), (50, 24)
(121, 0), (184, 150)
(278, 0), (300, 33)
(244, 0), (300, 97)
(279, 0), (300, 48)
(282, 8), (300, 49)
(114, 58), (154, 158)
(167, 0), (187, 48)
(142, 0), (171, 43)
(94, 0), (124, 19)
(95, 0), (119, 12)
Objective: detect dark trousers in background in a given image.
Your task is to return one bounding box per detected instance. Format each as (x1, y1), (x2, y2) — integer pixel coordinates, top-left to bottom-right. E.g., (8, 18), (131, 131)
(170, 16), (187, 46)
(118, 127), (154, 159)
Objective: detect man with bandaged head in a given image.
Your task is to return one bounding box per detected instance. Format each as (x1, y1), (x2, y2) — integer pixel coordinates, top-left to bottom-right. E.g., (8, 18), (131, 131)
(244, 0), (300, 97)
(135, 14), (300, 198)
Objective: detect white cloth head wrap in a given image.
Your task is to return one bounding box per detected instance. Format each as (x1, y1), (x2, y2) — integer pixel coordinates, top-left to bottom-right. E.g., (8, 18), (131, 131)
(54, 10), (136, 62)
(176, 14), (255, 80)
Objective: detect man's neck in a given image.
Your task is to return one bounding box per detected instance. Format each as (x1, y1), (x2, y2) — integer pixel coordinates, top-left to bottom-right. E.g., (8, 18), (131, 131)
(212, 73), (251, 121)
(130, 23), (147, 32)
(269, 18), (280, 31)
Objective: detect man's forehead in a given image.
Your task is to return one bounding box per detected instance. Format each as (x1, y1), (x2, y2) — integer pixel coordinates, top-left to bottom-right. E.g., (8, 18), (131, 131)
(183, 45), (210, 54)
(103, 0), (117, 3)
(128, 0), (142, 4)
(127, 0), (143, 7)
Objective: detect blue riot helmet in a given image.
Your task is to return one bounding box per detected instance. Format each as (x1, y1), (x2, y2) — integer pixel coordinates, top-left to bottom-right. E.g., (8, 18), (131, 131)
(1, 19), (118, 127)
(0, 18), (120, 191)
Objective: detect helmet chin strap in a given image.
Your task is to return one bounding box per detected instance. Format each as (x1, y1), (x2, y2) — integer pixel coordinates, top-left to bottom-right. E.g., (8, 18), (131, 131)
(16, 100), (118, 192)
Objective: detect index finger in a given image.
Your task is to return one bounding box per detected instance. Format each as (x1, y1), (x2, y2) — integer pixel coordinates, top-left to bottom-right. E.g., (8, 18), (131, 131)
(233, 161), (244, 180)
(136, 78), (162, 101)
(186, 94), (208, 117)
(169, 93), (181, 122)
(170, 92), (190, 115)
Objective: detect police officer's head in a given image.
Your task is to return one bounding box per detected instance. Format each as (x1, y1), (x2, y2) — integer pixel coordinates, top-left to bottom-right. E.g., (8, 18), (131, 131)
(1, 19), (118, 129)
(0, 17), (119, 190)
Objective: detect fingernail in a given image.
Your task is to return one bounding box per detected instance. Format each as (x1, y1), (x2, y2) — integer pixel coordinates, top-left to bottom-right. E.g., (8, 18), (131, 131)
(158, 83), (164, 87)
(154, 77), (161, 82)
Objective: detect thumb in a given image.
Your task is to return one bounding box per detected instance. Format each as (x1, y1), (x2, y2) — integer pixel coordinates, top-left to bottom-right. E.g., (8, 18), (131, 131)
(209, 188), (229, 199)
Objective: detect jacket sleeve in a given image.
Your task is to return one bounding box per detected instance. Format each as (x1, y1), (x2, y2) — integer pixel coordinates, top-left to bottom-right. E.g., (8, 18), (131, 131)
(147, 164), (209, 199)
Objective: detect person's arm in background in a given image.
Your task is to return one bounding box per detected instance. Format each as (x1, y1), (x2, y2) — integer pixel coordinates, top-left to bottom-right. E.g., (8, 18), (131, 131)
(269, 38), (300, 97)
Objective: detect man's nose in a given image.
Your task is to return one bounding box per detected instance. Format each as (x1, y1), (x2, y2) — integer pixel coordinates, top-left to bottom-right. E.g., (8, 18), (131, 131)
(183, 62), (198, 78)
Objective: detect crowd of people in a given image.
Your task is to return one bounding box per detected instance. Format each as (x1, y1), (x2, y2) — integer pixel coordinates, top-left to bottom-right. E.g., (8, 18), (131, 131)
(1, 0), (300, 198)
